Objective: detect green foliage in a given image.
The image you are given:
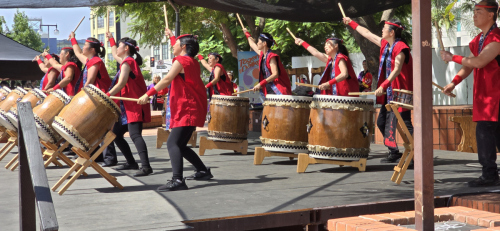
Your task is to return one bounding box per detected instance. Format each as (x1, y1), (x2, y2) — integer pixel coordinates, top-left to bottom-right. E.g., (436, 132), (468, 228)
(432, 0), (460, 39)
(7, 10), (44, 52)
(139, 58), (152, 81)
(106, 59), (118, 78)
(0, 16), (6, 35)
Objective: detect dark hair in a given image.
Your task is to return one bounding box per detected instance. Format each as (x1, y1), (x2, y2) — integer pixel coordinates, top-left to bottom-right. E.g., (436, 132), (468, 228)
(63, 49), (83, 70)
(259, 33), (275, 49)
(327, 38), (349, 57)
(209, 53), (223, 64)
(362, 60), (367, 63)
(179, 35), (199, 57)
(50, 53), (60, 63)
(480, 0), (499, 21)
(86, 37), (106, 58)
(118, 37), (143, 66)
(386, 19), (405, 40)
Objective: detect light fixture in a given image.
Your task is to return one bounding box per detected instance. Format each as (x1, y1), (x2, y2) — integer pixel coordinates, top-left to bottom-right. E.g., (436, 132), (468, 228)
(53, 28), (59, 35)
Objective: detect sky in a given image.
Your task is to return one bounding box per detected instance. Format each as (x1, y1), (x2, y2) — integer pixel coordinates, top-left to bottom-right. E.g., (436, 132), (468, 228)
(0, 7), (92, 40)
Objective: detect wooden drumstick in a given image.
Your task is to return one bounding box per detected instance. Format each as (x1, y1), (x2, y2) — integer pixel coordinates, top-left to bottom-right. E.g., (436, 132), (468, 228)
(295, 82), (319, 88)
(106, 10), (110, 33)
(348, 92), (386, 95)
(73, 16), (85, 33)
(110, 96), (140, 102)
(286, 28), (297, 40)
(232, 89), (254, 95)
(338, 2), (347, 18)
(236, 13), (245, 29)
(163, 5), (169, 29)
(432, 81), (456, 98)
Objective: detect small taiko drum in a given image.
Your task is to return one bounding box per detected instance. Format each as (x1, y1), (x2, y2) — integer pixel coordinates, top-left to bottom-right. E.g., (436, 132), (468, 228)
(33, 90), (72, 143)
(207, 95), (250, 142)
(7, 88), (46, 130)
(52, 85), (120, 151)
(0, 87), (27, 131)
(260, 95), (312, 153)
(392, 89), (413, 105)
(307, 95), (374, 161)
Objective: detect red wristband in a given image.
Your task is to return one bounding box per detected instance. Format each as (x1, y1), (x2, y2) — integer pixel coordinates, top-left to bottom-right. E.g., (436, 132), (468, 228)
(71, 38), (78, 46)
(197, 54), (204, 60)
(205, 82), (213, 88)
(169, 36), (176, 46)
(452, 55), (463, 64)
(106, 92), (111, 97)
(301, 42), (310, 49)
(452, 75), (463, 86)
(348, 21), (359, 30)
(53, 84), (61, 90)
(245, 32), (251, 39)
(380, 79), (391, 90)
(44, 54), (53, 60)
(146, 87), (158, 97)
(37, 59), (43, 65)
(109, 37), (116, 47)
(259, 79), (268, 87)
(328, 78), (338, 86)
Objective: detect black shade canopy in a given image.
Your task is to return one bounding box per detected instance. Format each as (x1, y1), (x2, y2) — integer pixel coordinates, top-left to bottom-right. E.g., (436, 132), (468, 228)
(1, 0), (410, 22)
(0, 34), (44, 80)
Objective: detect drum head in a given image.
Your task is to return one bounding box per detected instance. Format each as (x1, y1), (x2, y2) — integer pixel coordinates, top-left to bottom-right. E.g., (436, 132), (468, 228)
(51, 89), (72, 105)
(264, 94), (313, 102)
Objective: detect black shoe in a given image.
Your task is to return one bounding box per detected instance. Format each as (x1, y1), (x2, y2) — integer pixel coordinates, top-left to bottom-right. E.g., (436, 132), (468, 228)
(101, 162), (118, 167)
(186, 168), (213, 180)
(468, 176), (500, 187)
(133, 167), (153, 177)
(380, 153), (402, 163)
(157, 178), (188, 192)
(114, 162), (139, 170)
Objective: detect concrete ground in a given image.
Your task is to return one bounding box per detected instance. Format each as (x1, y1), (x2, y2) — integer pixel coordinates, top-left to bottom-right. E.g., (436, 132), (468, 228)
(0, 129), (499, 230)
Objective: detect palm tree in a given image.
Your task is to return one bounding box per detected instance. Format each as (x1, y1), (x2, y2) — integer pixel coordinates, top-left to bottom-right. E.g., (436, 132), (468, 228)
(432, 0), (459, 50)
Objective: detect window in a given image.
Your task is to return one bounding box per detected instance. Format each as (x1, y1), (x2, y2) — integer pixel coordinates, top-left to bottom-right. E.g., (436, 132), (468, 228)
(97, 16), (104, 28)
(154, 46), (160, 62)
(98, 34), (105, 45)
(457, 37), (461, 47)
(162, 43), (168, 60)
(107, 32), (115, 47)
(457, 21), (461, 32)
(108, 11), (114, 28)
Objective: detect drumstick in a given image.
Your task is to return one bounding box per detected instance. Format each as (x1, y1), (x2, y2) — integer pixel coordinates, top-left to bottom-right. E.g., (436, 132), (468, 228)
(106, 10), (110, 33)
(432, 81), (456, 98)
(295, 82), (319, 88)
(338, 2), (347, 18)
(163, 5), (169, 29)
(348, 92), (386, 96)
(110, 96), (140, 102)
(232, 89), (254, 95)
(286, 28), (297, 40)
(73, 16), (85, 33)
(236, 13), (245, 29)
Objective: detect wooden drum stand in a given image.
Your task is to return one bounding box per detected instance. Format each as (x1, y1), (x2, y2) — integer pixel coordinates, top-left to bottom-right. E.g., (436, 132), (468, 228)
(387, 101), (414, 184)
(156, 126), (197, 149)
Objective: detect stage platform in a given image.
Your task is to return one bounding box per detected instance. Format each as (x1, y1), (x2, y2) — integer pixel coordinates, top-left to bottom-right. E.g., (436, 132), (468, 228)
(0, 130), (498, 230)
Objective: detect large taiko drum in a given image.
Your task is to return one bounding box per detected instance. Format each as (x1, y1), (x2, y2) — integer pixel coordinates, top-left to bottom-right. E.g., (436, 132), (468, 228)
(207, 95), (249, 142)
(307, 95), (374, 161)
(260, 95), (312, 153)
(0, 87), (12, 103)
(7, 88), (46, 130)
(52, 85), (120, 151)
(33, 90), (72, 143)
(0, 87), (27, 131)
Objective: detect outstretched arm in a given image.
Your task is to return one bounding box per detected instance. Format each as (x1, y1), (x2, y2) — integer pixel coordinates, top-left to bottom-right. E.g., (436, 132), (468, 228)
(295, 38), (329, 63)
(69, 32), (88, 64)
(243, 28), (260, 54)
(35, 56), (49, 73)
(43, 52), (63, 71)
(197, 55), (212, 72)
(343, 17), (382, 47)
(106, 32), (123, 64)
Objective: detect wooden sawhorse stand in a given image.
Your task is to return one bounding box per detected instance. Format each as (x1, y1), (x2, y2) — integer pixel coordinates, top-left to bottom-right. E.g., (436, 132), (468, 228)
(387, 102), (414, 184)
(253, 147), (296, 165)
(199, 136), (248, 156)
(52, 131), (123, 195)
(156, 127), (197, 148)
(296, 153), (367, 173)
(450, 115), (477, 153)
(0, 130), (17, 163)
(7, 139), (72, 171)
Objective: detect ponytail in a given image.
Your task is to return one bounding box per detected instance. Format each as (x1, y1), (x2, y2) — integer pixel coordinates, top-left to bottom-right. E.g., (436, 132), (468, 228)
(86, 37), (106, 58)
(118, 37), (143, 65)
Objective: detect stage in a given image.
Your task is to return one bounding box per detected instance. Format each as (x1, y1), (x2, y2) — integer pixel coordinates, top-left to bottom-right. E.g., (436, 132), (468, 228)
(0, 130), (497, 230)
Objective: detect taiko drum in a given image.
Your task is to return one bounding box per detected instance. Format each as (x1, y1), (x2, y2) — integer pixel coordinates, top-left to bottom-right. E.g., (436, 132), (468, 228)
(33, 90), (72, 143)
(392, 89), (413, 105)
(7, 88), (46, 130)
(0, 87), (27, 131)
(207, 95), (250, 142)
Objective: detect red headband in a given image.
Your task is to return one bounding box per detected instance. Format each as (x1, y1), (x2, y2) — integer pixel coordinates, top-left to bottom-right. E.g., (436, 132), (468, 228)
(86, 39), (104, 47)
(61, 47), (73, 50)
(385, 22), (404, 30)
(475, 4), (499, 8)
(176, 34), (192, 40)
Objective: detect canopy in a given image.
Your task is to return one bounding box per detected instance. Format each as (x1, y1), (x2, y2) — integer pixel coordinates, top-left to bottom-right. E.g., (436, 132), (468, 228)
(0, 34), (44, 80)
(2, 0), (410, 22)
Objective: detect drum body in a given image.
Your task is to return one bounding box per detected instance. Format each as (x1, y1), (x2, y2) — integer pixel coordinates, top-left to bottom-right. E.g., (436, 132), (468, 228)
(7, 89), (46, 130)
(0, 87), (27, 131)
(0, 87), (12, 104)
(208, 95), (249, 142)
(392, 89), (413, 105)
(52, 85), (120, 151)
(33, 90), (71, 143)
(260, 95), (312, 153)
(308, 95), (374, 161)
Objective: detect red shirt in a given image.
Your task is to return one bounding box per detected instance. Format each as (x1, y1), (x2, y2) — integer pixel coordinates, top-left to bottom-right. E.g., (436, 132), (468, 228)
(168, 56), (207, 128)
(86, 56), (111, 93)
(330, 54), (359, 96)
(361, 71), (373, 91)
(209, 63), (233, 96)
(258, 51), (292, 96)
(42, 67), (60, 90)
(469, 27), (500, 121)
(61, 62), (81, 96)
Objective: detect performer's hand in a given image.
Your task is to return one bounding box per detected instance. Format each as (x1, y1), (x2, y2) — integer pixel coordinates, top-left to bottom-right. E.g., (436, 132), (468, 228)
(105, 32), (113, 39)
(375, 87), (384, 96)
(295, 38), (304, 46)
(46, 88), (54, 93)
(343, 17), (352, 25)
(165, 28), (173, 37)
(42, 51), (49, 57)
(137, 94), (150, 105)
(442, 83), (456, 97)
(69, 32), (75, 39)
(252, 84), (262, 92)
(34, 56), (40, 61)
(440, 50), (453, 62)
(242, 28), (248, 33)
(318, 82), (331, 90)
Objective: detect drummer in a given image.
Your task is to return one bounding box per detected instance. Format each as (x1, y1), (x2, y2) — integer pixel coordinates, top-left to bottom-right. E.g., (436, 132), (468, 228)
(104, 34), (153, 176)
(242, 29), (292, 96)
(358, 60), (373, 92)
(138, 34), (211, 191)
(344, 17), (414, 163)
(69, 32), (111, 93)
(43, 48), (83, 96)
(35, 54), (60, 91)
(294, 37), (359, 95)
(197, 52), (233, 98)
(227, 71), (239, 93)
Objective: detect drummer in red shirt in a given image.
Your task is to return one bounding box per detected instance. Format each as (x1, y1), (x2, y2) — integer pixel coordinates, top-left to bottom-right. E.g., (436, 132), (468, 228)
(197, 52), (233, 98)
(344, 17), (414, 164)
(43, 48), (82, 96)
(105, 34), (153, 177)
(358, 60), (373, 92)
(138, 34), (211, 191)
(242, 29), (292, 96)
(441, 0), (500, 187)
(294, 37), (359, 95)
(227, 71), (239, 93)
(35, 54), (60, 91)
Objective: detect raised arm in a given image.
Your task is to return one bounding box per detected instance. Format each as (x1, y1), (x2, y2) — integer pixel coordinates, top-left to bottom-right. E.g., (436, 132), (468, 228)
(107, 62), (130, 96)
(138, 60), (183, 104)
(196, 54), (212, 72)
(343, 17), (382, 47)
(43, 52), (63, 71)
(165, 28), (176, 47)
(107, 32), (123, 64)
(295, 38), (328, 63)
(243, 28), (260, 54)
(69, 32), (88, 64)
(35, 56), (49, 73)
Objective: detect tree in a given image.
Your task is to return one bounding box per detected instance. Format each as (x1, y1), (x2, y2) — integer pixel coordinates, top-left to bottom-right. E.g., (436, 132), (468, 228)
(7, 10), (44, 52)
(0, 16), (7, 35)
(432, 0), (459, 51)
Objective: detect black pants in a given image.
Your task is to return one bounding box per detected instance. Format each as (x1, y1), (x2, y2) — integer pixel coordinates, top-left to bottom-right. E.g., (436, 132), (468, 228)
(377, 104), (414, 154)
(167, 126), (207, 180)
(476, 121), (500, 180)
(103, 122), (150, 168)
